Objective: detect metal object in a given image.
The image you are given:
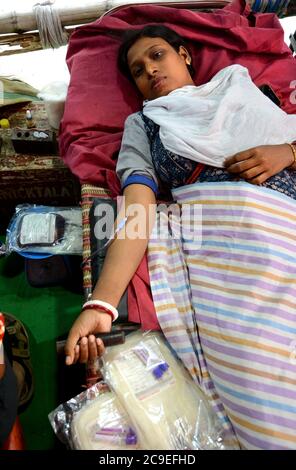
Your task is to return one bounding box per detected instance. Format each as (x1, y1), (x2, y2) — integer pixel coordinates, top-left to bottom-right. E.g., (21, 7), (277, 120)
(11, 128), (58, 155)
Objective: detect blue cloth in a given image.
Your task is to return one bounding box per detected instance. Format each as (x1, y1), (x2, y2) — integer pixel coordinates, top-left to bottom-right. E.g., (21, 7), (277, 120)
(122, 174), (158, 195)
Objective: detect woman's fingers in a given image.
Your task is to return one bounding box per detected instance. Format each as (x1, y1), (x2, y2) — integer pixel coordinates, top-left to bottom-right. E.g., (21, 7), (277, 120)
(225, 147), (272, 184)
(225, 155), (259, 174)
(224, 149), (255, 169)
(88, 335), (98, 362)
(238, 164), (265, 181)
(229, 164), (268, 185)
(79, 337), (89, 363)
(96, 337), (105, 357)
(247, 171), (269, 185)
(78, 336), (106, 363)
(67, 335), (106, 364)
(65, 328), (80, 365)
(73, 344), (80, 364)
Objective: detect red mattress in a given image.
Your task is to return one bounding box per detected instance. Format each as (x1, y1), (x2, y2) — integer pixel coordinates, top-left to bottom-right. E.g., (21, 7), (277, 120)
(60, 0), (296, 329)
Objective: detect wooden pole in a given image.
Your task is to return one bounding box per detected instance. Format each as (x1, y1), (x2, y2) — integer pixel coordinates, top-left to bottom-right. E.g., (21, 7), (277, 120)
(0, 1), (107, 35)
(0, 1), (231, 55)
(0, 0), (234, 35)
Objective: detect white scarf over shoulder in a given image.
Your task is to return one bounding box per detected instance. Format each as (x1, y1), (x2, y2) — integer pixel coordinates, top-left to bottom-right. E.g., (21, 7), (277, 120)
(142, 64), (296, 168)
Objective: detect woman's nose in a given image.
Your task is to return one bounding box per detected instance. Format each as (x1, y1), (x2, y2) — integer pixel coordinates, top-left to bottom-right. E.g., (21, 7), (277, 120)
(145, 62), (158, 76)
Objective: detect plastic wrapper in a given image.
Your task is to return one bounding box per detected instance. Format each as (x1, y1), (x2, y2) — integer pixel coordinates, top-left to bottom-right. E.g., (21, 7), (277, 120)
(0, 242), (6, 256)
(102, 331), (238, 450)
(6, 205), (82, 255)
(49, 382), (140, 450)
(37, 81), (68, 129)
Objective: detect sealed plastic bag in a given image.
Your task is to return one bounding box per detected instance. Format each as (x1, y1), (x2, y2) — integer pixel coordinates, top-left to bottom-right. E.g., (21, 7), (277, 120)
(6, 205), (82, 255)
(49, 382), (140, 450)
(102, 331), (238, 450)
(0, 242), (6, 256)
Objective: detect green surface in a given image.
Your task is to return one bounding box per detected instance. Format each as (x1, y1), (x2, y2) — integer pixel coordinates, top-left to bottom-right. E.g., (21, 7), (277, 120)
(0, 246), (82, 449)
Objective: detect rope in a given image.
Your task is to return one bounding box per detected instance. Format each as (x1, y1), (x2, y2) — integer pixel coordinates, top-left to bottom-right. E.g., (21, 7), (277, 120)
(33, 1), (68, 49)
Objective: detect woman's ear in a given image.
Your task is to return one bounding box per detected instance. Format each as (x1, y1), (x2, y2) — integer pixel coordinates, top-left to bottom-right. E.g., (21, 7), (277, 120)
(178, 46), (192, 65)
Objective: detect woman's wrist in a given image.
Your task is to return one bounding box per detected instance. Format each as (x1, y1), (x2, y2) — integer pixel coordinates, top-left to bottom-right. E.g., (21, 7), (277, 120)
(82, 300), (119, 322)
(287, 143), (296, 169)
(81, 307), (113, 329)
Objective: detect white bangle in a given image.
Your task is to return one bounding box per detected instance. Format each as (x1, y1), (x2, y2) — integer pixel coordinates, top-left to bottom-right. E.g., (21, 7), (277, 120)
(82, 299), (119, 322)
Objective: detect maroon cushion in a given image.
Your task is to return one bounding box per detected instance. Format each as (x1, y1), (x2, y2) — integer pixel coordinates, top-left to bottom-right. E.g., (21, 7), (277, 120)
(59, 0), (296, 192)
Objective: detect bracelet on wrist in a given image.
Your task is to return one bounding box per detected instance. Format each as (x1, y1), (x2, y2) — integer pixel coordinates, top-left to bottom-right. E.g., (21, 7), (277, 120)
(82, 300), (119, 322)
(287, 143), (296, 168)
(82, 304), (114, 321)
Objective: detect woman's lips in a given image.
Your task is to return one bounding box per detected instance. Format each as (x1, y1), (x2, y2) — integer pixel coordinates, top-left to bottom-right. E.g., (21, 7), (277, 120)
(151, 77), (166, 90)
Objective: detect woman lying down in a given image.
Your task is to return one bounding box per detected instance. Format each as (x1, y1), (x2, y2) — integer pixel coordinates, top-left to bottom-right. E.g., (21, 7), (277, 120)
(65, 25), (296, 450)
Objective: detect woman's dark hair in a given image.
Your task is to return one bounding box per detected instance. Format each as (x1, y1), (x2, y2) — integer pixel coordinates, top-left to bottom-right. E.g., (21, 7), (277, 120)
(118, 25), (195, 82)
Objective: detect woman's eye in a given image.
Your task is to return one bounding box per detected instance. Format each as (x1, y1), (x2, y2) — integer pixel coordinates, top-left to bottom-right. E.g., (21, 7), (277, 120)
(134, 68), (142, 77)
(153, 51), (163, 58)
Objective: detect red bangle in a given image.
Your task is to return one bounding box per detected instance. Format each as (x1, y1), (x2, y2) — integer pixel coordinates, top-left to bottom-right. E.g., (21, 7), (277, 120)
(0, 313), (5, 342)
(82, 303), (115, 321)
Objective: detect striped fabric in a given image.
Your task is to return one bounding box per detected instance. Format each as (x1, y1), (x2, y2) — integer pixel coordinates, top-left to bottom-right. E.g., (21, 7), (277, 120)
(81, 184), (111, 300)
(148, 181), (296, 450)
(248, 0), (291, 16)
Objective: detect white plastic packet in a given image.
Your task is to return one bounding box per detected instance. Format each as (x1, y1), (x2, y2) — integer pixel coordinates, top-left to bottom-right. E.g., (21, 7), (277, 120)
(37, 81), (68, 129)
(102, 331), (239, 450)
(6, 205), (82, 255)
(49, 382), (140, 450)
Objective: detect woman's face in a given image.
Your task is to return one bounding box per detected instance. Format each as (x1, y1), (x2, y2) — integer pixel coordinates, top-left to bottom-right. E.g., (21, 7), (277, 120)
(127, 36), (195, 101)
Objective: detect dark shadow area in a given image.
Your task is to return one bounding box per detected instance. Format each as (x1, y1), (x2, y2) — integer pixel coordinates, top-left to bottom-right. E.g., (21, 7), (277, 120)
(24, 255), (83, 294)
(1, 252), (25, 278)
(56, 353), (86, 404)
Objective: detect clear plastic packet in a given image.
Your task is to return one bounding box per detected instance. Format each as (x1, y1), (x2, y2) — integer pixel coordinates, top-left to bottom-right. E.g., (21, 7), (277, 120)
(37, 81), (68, 130)
(102, 331), (239, 450)
(6, 205), (82, 255)
(0, 242), (6, 256)
(48, 382), (140, 450)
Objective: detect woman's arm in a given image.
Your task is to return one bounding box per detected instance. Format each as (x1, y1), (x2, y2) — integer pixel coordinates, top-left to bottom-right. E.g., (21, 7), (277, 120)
(224, 143), (296, 184)
(65, 183), (156, 365)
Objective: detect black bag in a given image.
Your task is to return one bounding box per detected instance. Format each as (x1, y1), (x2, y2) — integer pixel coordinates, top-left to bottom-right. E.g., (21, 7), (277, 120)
(89, 198), (128, 322)
(25, 256), (69, 287)
(25, 255), (83, 291)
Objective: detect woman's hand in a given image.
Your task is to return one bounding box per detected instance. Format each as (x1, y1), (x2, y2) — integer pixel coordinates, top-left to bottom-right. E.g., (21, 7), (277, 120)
(64, 309), (112, 365)
(224, 144), (294, 185)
